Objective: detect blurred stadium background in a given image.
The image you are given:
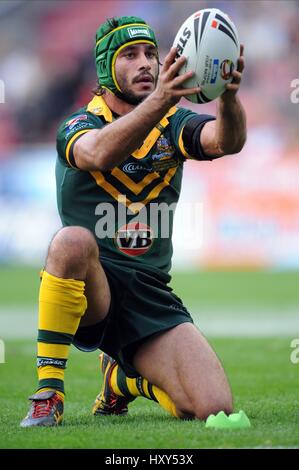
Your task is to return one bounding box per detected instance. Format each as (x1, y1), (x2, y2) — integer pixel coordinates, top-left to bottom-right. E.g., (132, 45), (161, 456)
(0, 0), (299, 449)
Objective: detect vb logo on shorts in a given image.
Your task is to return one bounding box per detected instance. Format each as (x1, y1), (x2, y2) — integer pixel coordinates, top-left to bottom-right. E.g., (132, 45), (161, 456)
(115, 222), (154, 256)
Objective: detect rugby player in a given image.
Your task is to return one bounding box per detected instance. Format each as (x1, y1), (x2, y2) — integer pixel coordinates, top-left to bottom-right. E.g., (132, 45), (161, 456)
(20, 16), (246, 427)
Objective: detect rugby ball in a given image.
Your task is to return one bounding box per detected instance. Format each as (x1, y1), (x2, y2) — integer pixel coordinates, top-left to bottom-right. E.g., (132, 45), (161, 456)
(173, 8), (240, 103)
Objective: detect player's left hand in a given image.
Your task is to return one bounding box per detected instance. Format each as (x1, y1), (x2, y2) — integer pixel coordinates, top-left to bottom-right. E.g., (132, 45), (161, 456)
(222, 44), (245, 99)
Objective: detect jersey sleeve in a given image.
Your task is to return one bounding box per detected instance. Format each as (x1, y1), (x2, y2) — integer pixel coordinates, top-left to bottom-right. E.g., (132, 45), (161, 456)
(56, 110), (104, 168)
(169, 107), (216, 161)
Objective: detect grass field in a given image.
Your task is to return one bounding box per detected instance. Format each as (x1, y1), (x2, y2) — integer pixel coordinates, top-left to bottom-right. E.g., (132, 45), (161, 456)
(0, 266), (299, 449)
(0, 265), (299, 309)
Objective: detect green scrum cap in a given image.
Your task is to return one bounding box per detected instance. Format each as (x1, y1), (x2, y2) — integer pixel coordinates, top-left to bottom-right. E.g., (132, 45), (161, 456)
(94, 16), (158, 97)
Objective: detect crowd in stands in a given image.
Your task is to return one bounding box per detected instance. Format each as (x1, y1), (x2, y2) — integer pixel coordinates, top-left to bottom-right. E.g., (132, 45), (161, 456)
(0, 0), (298, 159)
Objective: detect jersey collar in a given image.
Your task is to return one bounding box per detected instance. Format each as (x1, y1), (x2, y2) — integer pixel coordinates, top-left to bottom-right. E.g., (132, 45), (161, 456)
(87, 95), (113, 122)
(86, 94), (177, 159)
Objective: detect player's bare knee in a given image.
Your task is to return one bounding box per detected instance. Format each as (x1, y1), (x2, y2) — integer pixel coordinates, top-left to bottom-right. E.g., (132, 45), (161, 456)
(170, 392), (196, 420)
(175, 394), (233, 420)
(46, 226), (98, 276)
(50, 226), (98, 258)
(174, 384), (233, 421)
(175, 407), (195, 420)
(193, 397), (233, 421)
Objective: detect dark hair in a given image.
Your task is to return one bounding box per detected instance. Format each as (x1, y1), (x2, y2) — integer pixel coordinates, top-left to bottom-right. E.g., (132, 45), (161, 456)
(92, 82), (106, 96)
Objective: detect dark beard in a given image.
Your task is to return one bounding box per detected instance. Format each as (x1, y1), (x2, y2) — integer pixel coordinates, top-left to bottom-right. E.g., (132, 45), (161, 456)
(119, 88), (147, 105)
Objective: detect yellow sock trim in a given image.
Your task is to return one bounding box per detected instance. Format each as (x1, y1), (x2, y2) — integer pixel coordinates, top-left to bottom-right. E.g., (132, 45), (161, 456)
(110, 364), (125, 397)
(126, 377), (140, 397)
(141, 379), (152, 399)
(37, 271), (87, 395)
(37, 342), (69, 359)
(38, 365), (64, 382)
(110, 364), (144, 398)
(151, 385), (179, 418)
(38, 387), (65, 401)
(112, 366), (179, 418)
(39, 270), (87, 334)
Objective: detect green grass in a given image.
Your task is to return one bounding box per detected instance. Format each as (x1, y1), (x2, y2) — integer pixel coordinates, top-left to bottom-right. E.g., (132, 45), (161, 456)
(1, 266), (298, 448)
(170, 270), (299, 310)
(1, 338), (298, 449)
(0, 265), (40, 305)
(0, 265), (298, 309)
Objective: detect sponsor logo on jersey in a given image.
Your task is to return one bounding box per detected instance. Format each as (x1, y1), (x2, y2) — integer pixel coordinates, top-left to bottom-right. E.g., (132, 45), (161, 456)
(152, 159), (178, 172)
(122, 162), (152, 174)
(152, 153), (171, 161)
(65, 121), (94, 140)
(65, 114), (88, 130)
(220, 59), (234, 80)
(115, 222), (154, 256)
(152, 136), (175, 161)
(150, 136), (177, 171)
(210, 59), (219, 84)
(128, 28), (151, 38)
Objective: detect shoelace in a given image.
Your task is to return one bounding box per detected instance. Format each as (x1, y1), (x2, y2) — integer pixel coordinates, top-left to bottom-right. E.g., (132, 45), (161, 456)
(99, 391), (125, 411)
(32, 397), (59, 418)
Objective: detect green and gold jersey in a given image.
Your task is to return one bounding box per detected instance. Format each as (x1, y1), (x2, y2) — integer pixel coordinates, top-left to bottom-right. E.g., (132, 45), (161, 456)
(56, 95), (214, 280)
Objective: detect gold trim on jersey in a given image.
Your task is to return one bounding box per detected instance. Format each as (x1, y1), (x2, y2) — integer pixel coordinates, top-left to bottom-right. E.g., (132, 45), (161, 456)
(90, 170), (131, 209)
(132, 107), (177, 159)
(65, 129), (93, 168)
(86, 95), (179, 211)
(90, 166), (178, 214)
(87, 95), (113, 122)
(139, 166), (177, 207)
(178, 126), (193, 159)
(111, 167), (160, 195)
(86, 95), (178, 160)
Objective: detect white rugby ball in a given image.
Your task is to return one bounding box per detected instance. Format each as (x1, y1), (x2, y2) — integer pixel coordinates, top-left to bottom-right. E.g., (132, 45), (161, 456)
(172, 8), (240, 103)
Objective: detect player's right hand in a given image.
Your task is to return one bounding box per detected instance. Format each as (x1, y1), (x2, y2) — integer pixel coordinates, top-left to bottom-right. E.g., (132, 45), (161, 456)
(152, 47), (200, 107)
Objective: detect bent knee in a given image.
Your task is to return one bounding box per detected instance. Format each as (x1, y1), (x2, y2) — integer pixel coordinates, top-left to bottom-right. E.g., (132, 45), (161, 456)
(175, 396), (233, 421)
(50, 227), (98, 258)
(196, 399), (233, 421)
(47, 226), (99, 275)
